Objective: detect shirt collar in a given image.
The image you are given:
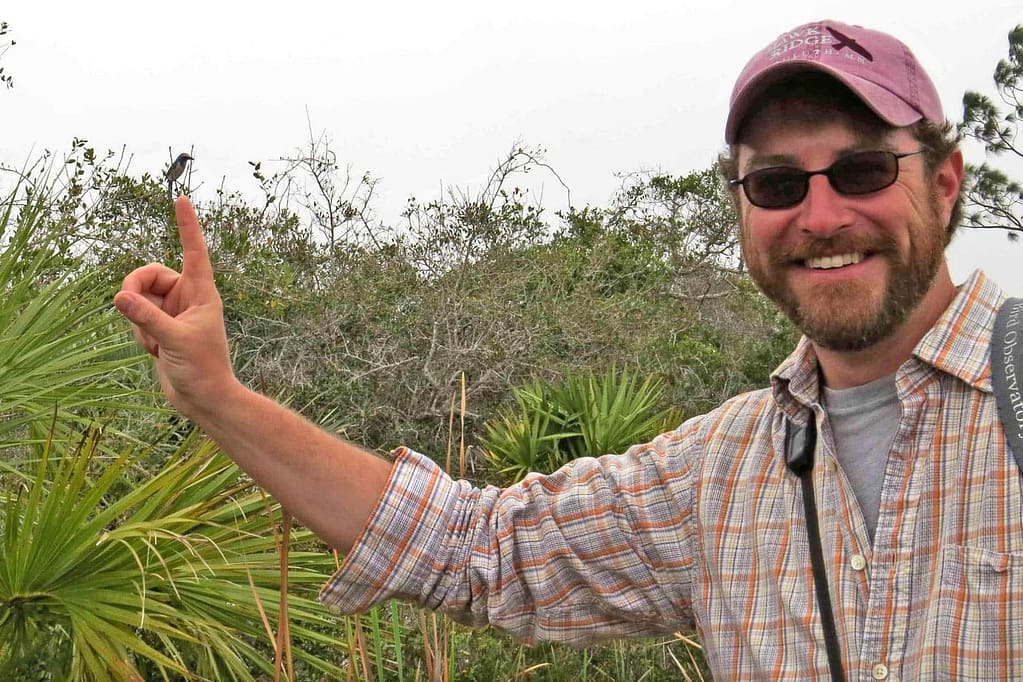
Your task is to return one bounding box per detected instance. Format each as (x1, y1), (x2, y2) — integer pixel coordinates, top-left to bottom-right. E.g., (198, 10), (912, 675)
(912, 269), (1006, 392)
(770, 269), (1007, 412)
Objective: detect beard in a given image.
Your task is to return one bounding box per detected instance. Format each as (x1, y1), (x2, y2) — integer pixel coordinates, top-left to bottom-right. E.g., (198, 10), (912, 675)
(744, 197), (946, 351)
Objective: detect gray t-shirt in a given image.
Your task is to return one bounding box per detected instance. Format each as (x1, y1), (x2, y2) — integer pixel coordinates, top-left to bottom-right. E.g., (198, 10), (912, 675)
(822, 373), (901, 543)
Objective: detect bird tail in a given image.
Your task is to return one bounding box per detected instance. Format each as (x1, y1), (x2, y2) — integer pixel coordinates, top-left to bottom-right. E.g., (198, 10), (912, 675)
(167, 178), (173, 204)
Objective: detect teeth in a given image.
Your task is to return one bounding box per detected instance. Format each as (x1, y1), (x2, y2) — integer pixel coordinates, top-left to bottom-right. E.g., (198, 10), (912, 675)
(806, 253), (864, 269)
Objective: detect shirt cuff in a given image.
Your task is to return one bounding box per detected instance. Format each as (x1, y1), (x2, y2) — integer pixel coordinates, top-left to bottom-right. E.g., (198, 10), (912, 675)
(317, 446), (457, 613)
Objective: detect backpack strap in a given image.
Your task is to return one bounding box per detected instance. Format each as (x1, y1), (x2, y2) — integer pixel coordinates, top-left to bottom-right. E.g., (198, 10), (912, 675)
(991, 297), (1023, 470)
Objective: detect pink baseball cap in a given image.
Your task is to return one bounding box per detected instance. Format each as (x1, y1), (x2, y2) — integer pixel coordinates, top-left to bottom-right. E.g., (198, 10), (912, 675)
(725, 20), (944, 143)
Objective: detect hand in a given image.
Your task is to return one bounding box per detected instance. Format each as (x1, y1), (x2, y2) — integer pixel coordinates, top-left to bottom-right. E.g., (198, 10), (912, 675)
(114, 196), (237, 419)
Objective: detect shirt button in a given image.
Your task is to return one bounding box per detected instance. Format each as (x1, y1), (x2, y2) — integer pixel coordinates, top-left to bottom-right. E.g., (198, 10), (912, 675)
(851, 554), (867, 571)
(872, 663), (889, 679)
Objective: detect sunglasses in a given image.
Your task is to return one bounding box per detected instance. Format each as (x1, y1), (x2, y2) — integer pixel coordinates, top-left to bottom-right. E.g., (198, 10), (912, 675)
(730, 150), (926, 209)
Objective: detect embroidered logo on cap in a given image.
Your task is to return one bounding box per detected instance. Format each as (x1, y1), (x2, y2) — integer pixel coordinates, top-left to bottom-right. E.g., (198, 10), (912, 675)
(825, 26), (874, 62)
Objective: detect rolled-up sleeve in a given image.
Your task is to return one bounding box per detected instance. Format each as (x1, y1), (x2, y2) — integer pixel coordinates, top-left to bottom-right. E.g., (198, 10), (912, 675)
(319, 429), (700, 647)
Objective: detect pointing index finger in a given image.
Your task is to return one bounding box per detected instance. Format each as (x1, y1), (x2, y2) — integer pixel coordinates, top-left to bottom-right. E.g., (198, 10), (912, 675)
(175, 196), (215, 282)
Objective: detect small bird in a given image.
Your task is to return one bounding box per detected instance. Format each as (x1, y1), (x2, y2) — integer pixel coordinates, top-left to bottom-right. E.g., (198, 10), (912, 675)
(166, 153), (193, 201)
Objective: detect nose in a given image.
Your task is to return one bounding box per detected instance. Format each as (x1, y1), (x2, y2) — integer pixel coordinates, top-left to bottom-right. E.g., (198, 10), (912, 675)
(797, 174), (853, 237)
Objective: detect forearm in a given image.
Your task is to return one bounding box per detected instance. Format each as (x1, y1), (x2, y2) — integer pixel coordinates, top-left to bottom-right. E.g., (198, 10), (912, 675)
(189, 379), (393, 552)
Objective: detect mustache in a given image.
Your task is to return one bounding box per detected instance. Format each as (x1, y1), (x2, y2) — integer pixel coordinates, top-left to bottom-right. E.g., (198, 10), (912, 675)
(773, 232), (900, 262)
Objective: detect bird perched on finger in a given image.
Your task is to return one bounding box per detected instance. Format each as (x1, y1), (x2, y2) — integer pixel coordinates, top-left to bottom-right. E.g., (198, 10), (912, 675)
(166, 153), (193, 201)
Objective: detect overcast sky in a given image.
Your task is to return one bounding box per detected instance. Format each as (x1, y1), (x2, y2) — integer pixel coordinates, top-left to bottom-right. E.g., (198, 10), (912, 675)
(3, 0), (1021, 294)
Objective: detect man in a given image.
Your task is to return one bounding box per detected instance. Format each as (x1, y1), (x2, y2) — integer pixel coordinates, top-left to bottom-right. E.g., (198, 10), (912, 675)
(114, 19), (1019, 680)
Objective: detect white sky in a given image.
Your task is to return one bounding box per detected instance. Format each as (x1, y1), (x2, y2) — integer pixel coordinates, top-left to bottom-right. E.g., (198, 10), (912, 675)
(3, 0), (1021, 294)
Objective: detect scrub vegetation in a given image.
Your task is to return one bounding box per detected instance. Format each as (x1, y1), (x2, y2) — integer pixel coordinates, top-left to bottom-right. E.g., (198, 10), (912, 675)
(0, 139), (773, 681)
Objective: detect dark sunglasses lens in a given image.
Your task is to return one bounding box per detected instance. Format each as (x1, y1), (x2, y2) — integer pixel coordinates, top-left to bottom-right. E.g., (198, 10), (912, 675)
(745, 168), (808, 208)
(831, 151), (899, 195)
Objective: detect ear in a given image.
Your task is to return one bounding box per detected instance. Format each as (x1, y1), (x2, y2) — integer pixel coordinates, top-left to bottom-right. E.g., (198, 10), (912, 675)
(933, 148), (964, 227)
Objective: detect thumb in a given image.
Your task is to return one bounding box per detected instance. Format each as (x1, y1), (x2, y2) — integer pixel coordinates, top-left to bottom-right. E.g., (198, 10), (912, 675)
(114, 291), (178, 341)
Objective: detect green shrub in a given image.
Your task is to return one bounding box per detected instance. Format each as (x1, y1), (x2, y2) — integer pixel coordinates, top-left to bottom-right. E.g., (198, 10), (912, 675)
(482, 366), (682, 482)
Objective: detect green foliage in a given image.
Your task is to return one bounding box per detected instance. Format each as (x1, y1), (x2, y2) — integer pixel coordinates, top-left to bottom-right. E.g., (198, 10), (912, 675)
(0, 131), (799, 678)
(0, 427), (341, 681)
(0, 176), (157, 456)
(562, 366), (683, 459)
(2, 138), (776, 464)
(3, 139), (179, 277)
(482, 367), (682, 483)
(959, 24), (1023, 239)
(0, 21), (14, 89)
(434, 628), (709, 681)
(402, 145), (553, 280)
(479, 377), (581, 480)
(606, 167), (741, 271)
(0, 161), (352, 680)
(330, 605), (710, 681)
(308, 163), (782, 458)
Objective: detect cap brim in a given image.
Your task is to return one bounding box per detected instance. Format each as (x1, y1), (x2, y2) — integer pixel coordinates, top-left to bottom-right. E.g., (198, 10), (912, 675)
(725, 62), (925, 144)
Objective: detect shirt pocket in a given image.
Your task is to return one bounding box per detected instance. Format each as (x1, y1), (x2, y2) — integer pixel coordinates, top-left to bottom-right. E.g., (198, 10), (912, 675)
(918, 545), (1023, 681)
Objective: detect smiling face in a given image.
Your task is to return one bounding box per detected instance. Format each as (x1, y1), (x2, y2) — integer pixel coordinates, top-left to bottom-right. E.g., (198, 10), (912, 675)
(734, 100), (961, 351)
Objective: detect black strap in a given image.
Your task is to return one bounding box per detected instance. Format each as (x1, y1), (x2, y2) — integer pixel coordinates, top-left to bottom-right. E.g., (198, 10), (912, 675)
(786, 418), (846, 681)
(991, 297), (1023, 469)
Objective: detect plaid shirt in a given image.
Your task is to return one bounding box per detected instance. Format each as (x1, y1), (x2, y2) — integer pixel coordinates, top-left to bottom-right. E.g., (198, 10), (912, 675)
(321, 270), (1022, 681)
